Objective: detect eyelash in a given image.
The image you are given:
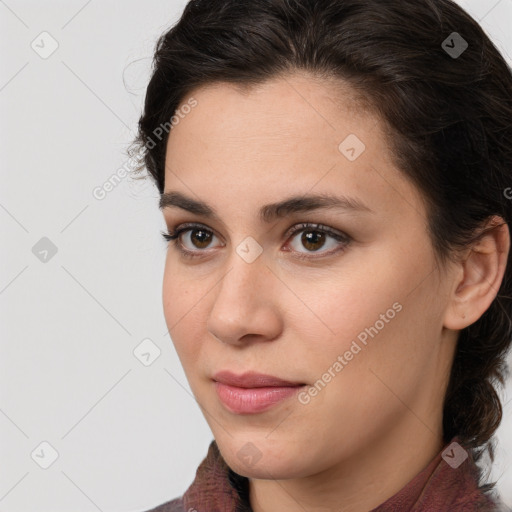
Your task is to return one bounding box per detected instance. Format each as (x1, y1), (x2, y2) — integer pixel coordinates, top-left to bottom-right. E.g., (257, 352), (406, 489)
(161, 222), (351, 261)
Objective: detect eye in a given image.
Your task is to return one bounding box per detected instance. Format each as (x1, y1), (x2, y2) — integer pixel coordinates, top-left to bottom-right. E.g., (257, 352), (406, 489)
(161, 222), (351, 260)
(284, 223), (351, 260)
(161, 223), (221, 259)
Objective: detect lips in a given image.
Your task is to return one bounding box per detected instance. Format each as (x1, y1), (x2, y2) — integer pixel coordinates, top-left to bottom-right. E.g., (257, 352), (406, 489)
(212, 370), (305, 388)
(212, 370), (306, 414)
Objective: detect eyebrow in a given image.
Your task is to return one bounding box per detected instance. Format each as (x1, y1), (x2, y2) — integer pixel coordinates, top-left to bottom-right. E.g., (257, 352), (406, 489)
(159, 191), (375, 222)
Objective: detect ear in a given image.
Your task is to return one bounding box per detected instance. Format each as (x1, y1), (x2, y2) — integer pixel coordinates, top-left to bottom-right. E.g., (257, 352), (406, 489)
(443, 215), (510, 330)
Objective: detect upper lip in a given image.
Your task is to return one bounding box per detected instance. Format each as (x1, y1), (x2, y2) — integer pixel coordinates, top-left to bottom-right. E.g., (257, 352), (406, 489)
(213, 370), (305, 388)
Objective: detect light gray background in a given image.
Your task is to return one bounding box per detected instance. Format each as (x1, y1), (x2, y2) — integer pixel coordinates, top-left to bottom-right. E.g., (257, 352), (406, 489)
(1, 1), (511, 511)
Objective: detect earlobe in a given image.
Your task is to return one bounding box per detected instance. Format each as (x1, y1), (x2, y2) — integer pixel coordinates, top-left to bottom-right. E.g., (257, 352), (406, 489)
(443, 216), (510, 331)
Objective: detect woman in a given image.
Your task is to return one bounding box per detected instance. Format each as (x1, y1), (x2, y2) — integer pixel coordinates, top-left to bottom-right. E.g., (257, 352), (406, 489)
(129, 0), (512, 510)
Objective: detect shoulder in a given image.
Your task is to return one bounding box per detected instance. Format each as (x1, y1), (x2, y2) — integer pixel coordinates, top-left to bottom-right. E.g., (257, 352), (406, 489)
(436, 458), (511, 512)
(142, 496), (186, 512)
(451, 491), (512, 512)
(449, 495), (509, 512)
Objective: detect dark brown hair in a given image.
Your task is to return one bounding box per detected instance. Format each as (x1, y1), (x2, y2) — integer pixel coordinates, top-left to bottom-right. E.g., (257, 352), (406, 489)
(128, 0), (512, 492)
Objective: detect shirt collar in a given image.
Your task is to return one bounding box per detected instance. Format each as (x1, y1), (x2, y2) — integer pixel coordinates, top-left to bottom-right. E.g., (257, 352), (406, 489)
(181, 436), (500, 511)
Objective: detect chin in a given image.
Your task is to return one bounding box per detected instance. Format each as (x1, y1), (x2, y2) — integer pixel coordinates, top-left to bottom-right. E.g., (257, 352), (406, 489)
(216, 433), (314, 480)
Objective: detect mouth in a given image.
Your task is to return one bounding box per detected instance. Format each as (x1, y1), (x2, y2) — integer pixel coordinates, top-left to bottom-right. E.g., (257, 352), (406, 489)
(212, 370), (307, 414)
(212, 370), (306, 388)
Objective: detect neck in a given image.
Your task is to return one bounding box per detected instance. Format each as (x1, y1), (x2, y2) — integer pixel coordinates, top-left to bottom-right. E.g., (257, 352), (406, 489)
(248, 419), (445, 512)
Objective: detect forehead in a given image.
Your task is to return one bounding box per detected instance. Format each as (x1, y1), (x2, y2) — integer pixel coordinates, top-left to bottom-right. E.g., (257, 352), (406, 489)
(163, 73), (427, 224)
(171, 72), (370, 146)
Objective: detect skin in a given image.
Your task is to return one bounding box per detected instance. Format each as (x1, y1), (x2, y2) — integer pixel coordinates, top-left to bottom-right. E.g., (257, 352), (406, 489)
(160, 71), (510, 512)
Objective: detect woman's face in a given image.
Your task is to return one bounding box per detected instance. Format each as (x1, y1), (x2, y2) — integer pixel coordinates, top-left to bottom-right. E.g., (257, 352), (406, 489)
(161, 72), (458, 479)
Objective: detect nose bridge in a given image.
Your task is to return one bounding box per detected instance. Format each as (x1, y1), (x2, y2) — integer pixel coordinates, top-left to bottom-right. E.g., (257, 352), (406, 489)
(215, 243), (269, 309)
(207, 243), (280, 343)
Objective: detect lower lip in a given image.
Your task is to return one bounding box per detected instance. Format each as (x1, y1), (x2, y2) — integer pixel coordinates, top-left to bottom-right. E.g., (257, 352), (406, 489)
(214, 382), (304, 414)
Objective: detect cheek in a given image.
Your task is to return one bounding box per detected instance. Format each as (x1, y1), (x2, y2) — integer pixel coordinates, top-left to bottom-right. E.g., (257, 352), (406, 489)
(162, 254), (207, 321)
(307, 276), (441, 419)
(288, 270), (401, 360)
(290, 260), (432, 399)
(162, 262), (205, 361)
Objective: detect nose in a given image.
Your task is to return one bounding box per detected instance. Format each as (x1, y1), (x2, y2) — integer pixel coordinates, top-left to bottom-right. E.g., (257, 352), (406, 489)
(206, 250), (283, 346)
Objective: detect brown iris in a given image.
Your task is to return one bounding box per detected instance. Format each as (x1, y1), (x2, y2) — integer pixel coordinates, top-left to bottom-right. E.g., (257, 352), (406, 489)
(301, 230), (326, 252)
(187, 228), (213, 249)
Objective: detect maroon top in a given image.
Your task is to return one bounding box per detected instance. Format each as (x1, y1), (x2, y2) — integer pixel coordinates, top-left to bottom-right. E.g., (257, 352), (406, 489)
(146, 436), (507, 511)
